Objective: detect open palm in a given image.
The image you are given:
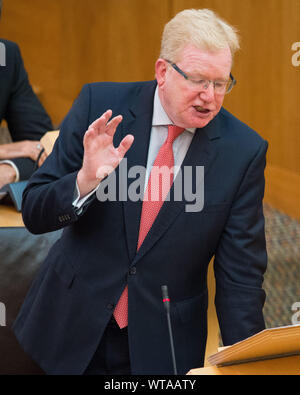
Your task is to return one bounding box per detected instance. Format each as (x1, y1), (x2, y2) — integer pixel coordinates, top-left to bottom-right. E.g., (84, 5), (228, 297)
(77, 109), (134, 197)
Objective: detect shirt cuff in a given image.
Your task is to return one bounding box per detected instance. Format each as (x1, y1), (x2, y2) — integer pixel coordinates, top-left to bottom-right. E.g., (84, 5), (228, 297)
(0, 160), (20, 183)
(72, 181), (100, 210)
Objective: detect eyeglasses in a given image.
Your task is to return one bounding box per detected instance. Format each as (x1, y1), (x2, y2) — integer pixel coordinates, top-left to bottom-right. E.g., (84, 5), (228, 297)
(166, 60), (236, 95)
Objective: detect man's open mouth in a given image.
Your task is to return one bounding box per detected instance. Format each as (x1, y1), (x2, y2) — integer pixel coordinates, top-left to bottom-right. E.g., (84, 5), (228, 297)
(194, 106), (210, 114)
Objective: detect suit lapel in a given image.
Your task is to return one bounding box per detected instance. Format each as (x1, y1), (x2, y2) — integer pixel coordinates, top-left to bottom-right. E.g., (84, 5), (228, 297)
(121, 81), (157, 262)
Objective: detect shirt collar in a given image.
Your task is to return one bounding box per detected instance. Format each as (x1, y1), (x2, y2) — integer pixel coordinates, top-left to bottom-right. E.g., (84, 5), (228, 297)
(152, 86), (196, 135)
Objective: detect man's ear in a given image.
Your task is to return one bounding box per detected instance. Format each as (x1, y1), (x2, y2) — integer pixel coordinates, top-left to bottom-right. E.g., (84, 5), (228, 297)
(155, 59), (168, 88)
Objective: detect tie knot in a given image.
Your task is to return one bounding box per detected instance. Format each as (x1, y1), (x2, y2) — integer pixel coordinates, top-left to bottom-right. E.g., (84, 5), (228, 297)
(167, 125), (185, 144)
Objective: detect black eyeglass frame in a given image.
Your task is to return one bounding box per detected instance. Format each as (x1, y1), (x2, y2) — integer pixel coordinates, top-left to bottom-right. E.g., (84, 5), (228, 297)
(165, 60), (236, 94)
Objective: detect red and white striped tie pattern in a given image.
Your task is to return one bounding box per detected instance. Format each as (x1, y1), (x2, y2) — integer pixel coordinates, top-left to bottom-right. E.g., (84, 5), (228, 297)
(113, 125), (185, 328)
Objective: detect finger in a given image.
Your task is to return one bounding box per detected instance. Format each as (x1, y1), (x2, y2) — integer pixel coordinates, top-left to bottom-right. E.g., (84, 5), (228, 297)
(105, 115), (123, 137)
(116, 134), (134, 159)
(35, 148), (45, 166)
(84, 126), (96, 139)
(32, 142), (43, 157)
(38, 151), (46, 161)
(88, 109), (113, 132)
(83, 127), (98, 147)
(38, 152), (47, 167)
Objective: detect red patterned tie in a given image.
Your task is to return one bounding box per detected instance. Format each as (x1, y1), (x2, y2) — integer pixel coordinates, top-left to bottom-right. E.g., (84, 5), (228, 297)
(113, 125), (185, 328)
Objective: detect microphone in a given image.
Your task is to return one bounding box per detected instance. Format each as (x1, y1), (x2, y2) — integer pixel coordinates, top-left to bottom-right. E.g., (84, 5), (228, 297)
(161, 285), (177, 375)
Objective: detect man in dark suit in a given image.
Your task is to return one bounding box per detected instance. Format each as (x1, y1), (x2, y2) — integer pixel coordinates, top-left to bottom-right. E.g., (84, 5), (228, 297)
(0, 0), (53, 188)
(14, 9), (268, 375)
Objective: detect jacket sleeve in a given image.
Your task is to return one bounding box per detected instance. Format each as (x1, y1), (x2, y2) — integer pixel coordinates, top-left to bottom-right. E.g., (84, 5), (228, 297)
(21, 84), (92, 234)
(214, 139), (268, 346)
(8, 157), (36, 180)
(5, 42), (53, 141)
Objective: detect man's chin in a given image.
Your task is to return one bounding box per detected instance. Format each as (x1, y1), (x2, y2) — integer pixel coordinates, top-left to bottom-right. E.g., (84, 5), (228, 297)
(189, 115), (215, 129)
(174, 111), (217, 129)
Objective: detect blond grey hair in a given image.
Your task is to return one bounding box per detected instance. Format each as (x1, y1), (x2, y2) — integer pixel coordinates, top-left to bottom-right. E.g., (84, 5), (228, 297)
(160, 9), (240, 62)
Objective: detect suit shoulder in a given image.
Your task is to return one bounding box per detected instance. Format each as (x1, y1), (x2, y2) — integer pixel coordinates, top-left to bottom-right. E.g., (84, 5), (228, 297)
(0, 39), (23, 71)
(85, 80), (155, 96)
(77, 80), (156, 117)
(0, 39), (20, 54)
(219, 107), (266, 145)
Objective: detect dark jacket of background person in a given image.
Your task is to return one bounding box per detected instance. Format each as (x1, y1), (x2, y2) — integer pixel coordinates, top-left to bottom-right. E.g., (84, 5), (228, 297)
(0, 39), (53, 180)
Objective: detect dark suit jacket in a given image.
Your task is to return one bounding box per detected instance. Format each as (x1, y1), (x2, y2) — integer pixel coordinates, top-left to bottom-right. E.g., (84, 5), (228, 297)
(14, 80), (268, 375)
(0, 39), (53, 179)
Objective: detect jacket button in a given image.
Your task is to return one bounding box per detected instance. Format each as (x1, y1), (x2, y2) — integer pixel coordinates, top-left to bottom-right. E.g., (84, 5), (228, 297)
(129, 266), (137, 275)
(107, 303), (114, 310)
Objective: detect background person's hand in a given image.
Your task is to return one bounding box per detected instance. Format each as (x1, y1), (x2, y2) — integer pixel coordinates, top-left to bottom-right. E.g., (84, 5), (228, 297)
(77, 110), (134, 198)
(0, 140), (47, 166)
(20, 140), (47, 166)
(0, 163), (17, 189)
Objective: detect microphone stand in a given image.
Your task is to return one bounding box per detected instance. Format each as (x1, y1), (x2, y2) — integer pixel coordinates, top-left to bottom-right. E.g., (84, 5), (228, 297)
(161, 285), (177, 375)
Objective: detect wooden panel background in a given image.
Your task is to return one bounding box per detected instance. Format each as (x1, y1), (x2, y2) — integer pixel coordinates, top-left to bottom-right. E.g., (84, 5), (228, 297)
(1, 0), (299, 362)
(0, 0), (170, 124)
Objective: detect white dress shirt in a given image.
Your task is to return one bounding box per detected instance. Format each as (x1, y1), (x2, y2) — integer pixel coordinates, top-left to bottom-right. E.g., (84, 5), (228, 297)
(145, 87), (195, 186)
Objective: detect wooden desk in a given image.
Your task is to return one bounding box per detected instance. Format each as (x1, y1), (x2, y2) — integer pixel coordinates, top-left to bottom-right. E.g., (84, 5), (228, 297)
(188, 355), (300, 375)
(0, 205), (24, 227)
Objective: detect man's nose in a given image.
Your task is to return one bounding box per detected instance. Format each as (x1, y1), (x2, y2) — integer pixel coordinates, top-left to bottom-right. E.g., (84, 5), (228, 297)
(199, 82), (215, 102)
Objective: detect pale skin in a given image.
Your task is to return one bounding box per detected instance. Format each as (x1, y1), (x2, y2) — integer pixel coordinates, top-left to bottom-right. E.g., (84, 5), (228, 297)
(0, 140), (47, 188)
(76, 109), (134, 198)
(77, 45), (232, 198)
(0, 163), (17, 187)
(155, 44), (232, 129)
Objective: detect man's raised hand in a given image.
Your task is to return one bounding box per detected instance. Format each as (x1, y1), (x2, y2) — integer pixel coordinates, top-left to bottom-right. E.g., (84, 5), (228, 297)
(77, 110), (134, 198)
